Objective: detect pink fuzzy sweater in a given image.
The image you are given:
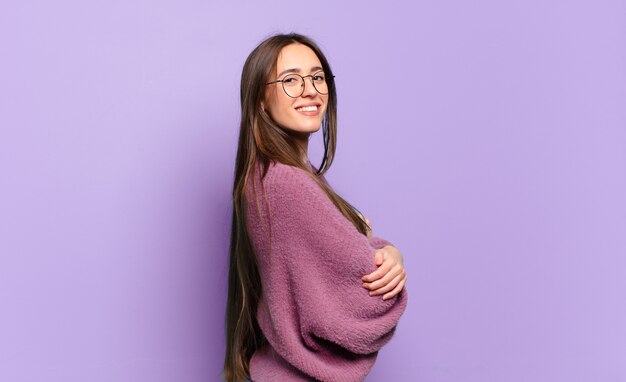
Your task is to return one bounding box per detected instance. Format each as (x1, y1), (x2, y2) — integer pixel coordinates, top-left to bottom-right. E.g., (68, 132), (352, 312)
(244, 160), (408, 382)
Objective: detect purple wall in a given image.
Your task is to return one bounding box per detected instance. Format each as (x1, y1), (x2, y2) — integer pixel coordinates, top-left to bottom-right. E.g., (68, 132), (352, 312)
(1, 1), (625, 381)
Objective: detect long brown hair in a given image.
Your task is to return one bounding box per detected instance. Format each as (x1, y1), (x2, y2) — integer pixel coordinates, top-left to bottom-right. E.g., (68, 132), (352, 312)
(223, 32), (370, 381)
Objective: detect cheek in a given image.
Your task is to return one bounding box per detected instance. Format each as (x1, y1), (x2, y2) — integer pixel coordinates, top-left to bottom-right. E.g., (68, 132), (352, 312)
(272, 97), (294, 118)
(321, 98), (330, 114)
(266, 88), (289, 107)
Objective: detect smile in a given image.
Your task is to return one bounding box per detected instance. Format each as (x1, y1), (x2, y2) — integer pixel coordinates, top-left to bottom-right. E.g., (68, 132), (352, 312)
(295, 105), (318, 112)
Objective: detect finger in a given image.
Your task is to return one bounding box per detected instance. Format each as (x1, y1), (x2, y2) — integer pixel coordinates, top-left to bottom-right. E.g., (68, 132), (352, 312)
(374, 251), (384, 266)
(368, 272), (403, 296)
(383, 276), (407, 300)
(363, 265), (402, 290)
(361, 259), (393, 282)
(366, 265), (403, 291)
(362, 254), (394, 282)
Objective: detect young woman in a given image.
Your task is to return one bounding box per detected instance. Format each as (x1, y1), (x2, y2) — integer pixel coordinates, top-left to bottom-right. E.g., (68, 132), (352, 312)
(224, 33), (409, 382)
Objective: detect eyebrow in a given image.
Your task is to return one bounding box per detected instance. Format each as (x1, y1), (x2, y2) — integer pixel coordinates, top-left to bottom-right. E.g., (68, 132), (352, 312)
(277, 66), (324, 77)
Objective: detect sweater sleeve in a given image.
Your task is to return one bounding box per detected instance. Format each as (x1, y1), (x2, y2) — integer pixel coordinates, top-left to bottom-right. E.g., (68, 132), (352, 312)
(314, 165), (394, 251)
(263, 164), (408, 355)
(369, 236), (393, 250)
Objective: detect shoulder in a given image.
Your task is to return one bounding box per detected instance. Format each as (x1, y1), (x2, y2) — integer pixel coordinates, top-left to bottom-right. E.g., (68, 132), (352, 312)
(263, 161), (320, 194)
(245, 160), (330, 209)
(259, 161), (335, 216)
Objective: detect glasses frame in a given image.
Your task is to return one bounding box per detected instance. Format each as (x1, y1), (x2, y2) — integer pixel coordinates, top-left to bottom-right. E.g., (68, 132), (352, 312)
(266, 70), (335, 98)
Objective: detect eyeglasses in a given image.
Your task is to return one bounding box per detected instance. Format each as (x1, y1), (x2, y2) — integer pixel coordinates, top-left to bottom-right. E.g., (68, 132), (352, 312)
(266, 71), (335, 98)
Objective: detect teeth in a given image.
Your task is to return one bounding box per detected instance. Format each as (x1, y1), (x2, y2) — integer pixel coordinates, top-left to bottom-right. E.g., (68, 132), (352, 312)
(296, 105), (318, 112)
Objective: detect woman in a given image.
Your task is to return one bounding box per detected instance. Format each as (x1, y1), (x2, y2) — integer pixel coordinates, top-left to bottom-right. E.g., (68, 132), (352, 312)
(224, 33), (409, 382)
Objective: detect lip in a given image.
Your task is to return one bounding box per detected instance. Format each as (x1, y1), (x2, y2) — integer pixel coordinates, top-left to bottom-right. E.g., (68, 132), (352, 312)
(294, 102), (323, 117)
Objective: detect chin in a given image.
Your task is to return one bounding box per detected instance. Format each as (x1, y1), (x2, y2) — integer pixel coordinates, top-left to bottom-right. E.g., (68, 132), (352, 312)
(303, 120), (324, 130)
(284, 126), (321, 138)
(290, 122), (321, 132)
(280, 118), (324, 135)
(303, 125), (322, 134)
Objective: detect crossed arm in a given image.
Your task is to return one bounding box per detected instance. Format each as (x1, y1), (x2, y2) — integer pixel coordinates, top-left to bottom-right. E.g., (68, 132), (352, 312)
(360, 214), (409, 301)
(314, 170), (408, 301)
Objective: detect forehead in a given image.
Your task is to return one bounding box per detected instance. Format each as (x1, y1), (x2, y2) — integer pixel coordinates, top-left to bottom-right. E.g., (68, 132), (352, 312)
(275, 43), (322, 72)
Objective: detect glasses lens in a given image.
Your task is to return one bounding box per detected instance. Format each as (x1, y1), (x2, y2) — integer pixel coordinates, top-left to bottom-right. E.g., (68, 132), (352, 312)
(282, 74), (304, 97)
(312, 72), (329, 95)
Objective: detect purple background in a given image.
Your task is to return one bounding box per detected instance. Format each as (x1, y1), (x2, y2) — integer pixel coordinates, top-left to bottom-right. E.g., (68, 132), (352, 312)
(1, 1), (625, 381)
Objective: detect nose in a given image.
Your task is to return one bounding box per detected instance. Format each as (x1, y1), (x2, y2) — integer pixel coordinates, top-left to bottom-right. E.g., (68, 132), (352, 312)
(301, 76), (318, 97)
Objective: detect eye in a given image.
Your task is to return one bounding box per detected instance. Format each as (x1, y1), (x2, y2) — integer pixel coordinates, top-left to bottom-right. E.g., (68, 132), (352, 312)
(282, 75), (300, 85)
(313, 74), (325, 82)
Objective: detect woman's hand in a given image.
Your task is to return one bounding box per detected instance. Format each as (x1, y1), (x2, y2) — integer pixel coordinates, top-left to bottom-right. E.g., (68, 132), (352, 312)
(362, 245), (407, 300)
